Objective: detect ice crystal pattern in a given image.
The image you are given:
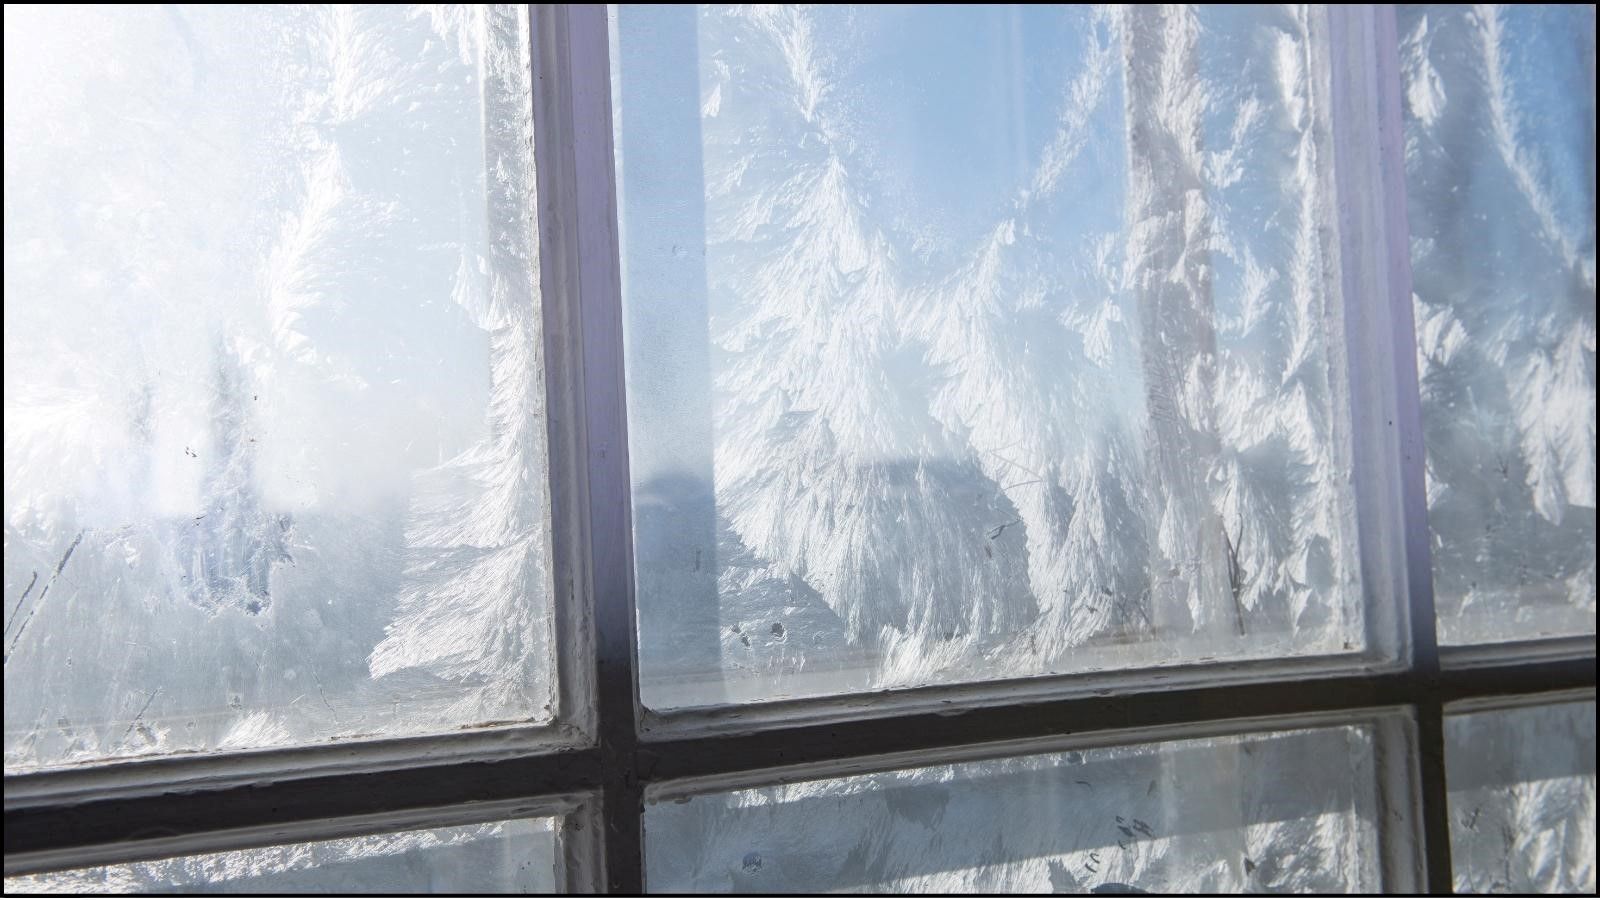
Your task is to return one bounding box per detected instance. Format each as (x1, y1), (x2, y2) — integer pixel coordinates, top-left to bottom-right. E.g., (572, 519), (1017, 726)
(619, 5), (1366, 706)
(1445, 700), (1596, 894)
(3, 5), (553, 770)
(1399, 4), (1597, 645)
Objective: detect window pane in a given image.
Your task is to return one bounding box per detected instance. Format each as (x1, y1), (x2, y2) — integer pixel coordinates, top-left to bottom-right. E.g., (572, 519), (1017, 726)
(3, 817), (562, 894)
(615, 5), (1374, 708)
(645, 720), (1411, 893)
(3, 5), (554, 770)
(1397, 5), (1597, 646)
(1445, 698), (1596, 894)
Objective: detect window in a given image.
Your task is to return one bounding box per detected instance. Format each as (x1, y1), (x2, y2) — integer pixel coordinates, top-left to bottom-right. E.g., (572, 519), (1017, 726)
(2, 2), (564, 772)
(646, 715), (1418, 893)
(5, 4), (1593, 896)
(1444, 695), (1596, 894)
(5, 814), (564, 894)
(616, 4), (1394, 711)
(1397, 3), (1597, 649)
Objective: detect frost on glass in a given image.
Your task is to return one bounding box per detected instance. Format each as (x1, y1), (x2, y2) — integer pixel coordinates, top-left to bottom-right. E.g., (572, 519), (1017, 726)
(3, 817), (561, 894)
(2, 5), (553, 771)
(1445, 699), (1596, 894)
(1398, 4), (1597, 646)
(646, 722), (1400, 893)
(615, 5), (1367, 707)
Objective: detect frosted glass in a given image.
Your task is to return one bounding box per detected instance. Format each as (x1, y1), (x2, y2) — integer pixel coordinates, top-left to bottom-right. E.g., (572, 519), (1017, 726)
(1445, 699), (1596, 894)
(646, 722), (1402, 893)
(3, 817), (561, 894)
(3, 5), (554, 771)
(615, 5), (1370, 708)
(1398, 5), (1597, 646)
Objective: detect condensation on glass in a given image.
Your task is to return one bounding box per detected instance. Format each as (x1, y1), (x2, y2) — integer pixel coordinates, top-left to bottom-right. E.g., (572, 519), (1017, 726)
(1397, 4), (1597, 647)
(1444, 698), (1596, 894)
(614, 5), (1375, 708)
(2, 817), (562, 894)
(645, 720), (1412, 893)
(2, 5), (554, 771)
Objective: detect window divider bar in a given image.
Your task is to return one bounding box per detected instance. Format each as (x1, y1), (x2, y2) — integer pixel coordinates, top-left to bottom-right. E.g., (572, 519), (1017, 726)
(3, 750), (604, 878)
(1370, 3), (1451, 892)
(529, 4), (646, 894)
(1325, 4), (1453, 892)
(1413, 694), (1455, 895)
(4, 659), (1590, 880)
(2, 724), (589, 813)
(633, 658), (1594, 786)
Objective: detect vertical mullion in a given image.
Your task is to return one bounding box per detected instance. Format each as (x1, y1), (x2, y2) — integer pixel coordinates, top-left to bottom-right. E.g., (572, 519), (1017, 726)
(530, 3), (644, 894)
(1325, 4), (1450, 893)
(1365, 5), (1452, 892)
(1375, 0), (1456, 875)
(571, 4), (646, 892)
(1413, 701), (1453, 896)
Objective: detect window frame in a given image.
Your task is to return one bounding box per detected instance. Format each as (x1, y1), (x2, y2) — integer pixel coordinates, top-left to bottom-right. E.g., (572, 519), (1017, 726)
(3, 4), (1594, 895)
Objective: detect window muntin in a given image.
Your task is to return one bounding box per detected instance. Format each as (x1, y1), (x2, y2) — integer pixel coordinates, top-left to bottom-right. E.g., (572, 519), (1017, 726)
(1397, 3), (1597, 647)
(3, 817), (563, 894)
(2, 4), (556, 771)
(616, 4), (1379, 711)
(1444, 697), (1596, 894)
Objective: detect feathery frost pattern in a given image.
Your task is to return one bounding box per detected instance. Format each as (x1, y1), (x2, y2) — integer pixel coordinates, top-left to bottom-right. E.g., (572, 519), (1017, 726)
(1399, 4), (1597, 645)
(1445, 700), (1596, 894)
(621, 5), (1364, 705)
(365, 5), (550, 722)
(3, 5), (551, 770)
